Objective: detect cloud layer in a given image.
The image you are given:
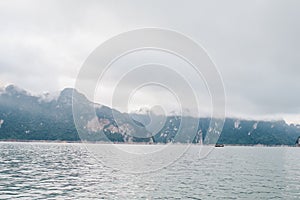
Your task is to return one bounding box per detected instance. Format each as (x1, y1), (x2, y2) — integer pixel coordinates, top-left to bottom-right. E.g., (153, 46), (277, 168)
(0, 0), (299, 123)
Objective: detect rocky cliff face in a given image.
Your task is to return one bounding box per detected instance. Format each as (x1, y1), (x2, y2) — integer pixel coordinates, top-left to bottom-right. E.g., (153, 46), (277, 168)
(0, 85), (299, 145)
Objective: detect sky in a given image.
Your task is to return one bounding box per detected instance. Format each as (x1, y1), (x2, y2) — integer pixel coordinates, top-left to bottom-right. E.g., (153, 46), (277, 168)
(0, 0), (299, 123)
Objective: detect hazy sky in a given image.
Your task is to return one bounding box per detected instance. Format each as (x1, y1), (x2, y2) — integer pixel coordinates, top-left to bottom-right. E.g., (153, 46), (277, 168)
(0, 0), (299, 123)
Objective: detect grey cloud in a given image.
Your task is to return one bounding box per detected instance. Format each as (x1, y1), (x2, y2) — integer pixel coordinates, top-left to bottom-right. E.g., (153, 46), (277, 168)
(0, 0), (299, 123)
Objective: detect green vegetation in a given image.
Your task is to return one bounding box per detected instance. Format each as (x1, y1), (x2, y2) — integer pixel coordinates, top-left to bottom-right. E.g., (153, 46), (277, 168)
(0, 85), (299, 145)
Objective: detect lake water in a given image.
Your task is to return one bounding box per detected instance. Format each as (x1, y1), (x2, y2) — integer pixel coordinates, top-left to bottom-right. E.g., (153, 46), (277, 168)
(0, 142), (299, 199)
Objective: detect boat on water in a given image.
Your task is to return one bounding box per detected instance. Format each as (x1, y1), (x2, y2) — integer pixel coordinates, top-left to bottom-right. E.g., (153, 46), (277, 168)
(296, 136), (300, 147)
(215, 144), (224, 147)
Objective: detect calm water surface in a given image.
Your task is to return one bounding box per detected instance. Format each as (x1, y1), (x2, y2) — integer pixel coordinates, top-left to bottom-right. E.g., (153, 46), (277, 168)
(0, 142), (299, 199)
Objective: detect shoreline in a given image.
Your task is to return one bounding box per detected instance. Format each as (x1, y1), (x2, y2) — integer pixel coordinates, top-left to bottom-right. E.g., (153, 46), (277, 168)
(0, 139), (297, 147)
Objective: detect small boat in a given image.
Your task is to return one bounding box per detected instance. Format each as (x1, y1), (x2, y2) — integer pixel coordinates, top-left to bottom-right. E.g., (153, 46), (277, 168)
(296, 136), (300, 147)
(215, 144), (224, 147)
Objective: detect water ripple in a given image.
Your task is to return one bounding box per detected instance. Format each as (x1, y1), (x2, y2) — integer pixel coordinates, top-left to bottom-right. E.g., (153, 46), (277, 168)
(0, 142), (299, 199)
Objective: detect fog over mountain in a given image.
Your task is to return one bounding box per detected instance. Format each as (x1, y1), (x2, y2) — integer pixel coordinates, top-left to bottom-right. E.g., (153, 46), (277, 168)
(0, 85), (299, 145)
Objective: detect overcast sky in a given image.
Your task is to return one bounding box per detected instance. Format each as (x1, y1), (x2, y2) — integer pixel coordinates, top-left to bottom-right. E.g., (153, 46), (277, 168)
(0, 0), (299, 123)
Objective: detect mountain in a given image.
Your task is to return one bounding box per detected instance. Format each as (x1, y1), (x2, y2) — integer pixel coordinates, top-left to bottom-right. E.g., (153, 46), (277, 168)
(0, 85), (299, 145)
(0, 85), (150, 142)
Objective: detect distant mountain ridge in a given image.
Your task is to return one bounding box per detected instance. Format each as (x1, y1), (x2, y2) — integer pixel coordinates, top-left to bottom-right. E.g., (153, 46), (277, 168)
(0, 85), (299, 145)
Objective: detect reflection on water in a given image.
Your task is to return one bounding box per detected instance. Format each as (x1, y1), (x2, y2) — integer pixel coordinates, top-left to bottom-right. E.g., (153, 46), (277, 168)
(0, 142), (299, 199)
